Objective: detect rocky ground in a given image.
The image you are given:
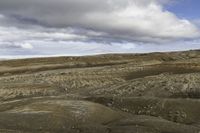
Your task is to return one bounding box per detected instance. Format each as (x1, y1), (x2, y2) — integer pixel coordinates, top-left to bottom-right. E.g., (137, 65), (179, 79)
(0, 50), (200, 133)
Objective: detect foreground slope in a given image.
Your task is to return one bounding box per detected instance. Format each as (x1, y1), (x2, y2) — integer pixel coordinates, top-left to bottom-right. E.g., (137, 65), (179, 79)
(0, 50), (200, 133)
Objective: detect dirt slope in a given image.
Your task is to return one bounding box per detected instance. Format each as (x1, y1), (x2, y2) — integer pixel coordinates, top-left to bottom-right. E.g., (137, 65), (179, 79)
(0, 50), (200, 133)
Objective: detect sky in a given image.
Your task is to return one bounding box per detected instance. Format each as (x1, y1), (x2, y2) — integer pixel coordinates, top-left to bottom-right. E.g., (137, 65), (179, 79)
(0, 0), (200, 58)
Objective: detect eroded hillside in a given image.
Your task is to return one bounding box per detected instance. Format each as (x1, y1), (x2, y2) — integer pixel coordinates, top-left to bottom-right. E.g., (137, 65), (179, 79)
(0, 50), (200, 133)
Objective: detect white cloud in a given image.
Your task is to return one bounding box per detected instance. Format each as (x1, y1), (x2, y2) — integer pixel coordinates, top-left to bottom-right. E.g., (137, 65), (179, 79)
(0, 0), (199, 43)
(0, 15), (87, 51)
(83, 1), (199, 42)
(19, 43), (33, 49)
(0, 0), (199, 57)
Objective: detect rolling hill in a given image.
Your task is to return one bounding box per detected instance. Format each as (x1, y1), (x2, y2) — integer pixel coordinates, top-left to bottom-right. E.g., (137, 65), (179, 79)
(0, 50), (200, 133)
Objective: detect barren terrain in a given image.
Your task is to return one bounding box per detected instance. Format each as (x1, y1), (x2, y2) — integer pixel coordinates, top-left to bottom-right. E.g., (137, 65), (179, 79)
(0, 50), (200, 133)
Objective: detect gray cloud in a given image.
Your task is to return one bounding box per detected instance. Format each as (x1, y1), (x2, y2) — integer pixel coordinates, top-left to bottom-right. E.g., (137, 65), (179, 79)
(0, 0), (200, 58)
(0, 0), (199, 43)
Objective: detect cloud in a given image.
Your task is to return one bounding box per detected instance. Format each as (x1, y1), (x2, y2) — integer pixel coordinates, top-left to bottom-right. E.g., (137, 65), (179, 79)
(18, 43), (33, 49)
(0, 14), (87, 49)
(0, 42), (32, 49)
(0, 0), (199, 44)
(193, 19), (200, 28)
(0, 0), (199, 58)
